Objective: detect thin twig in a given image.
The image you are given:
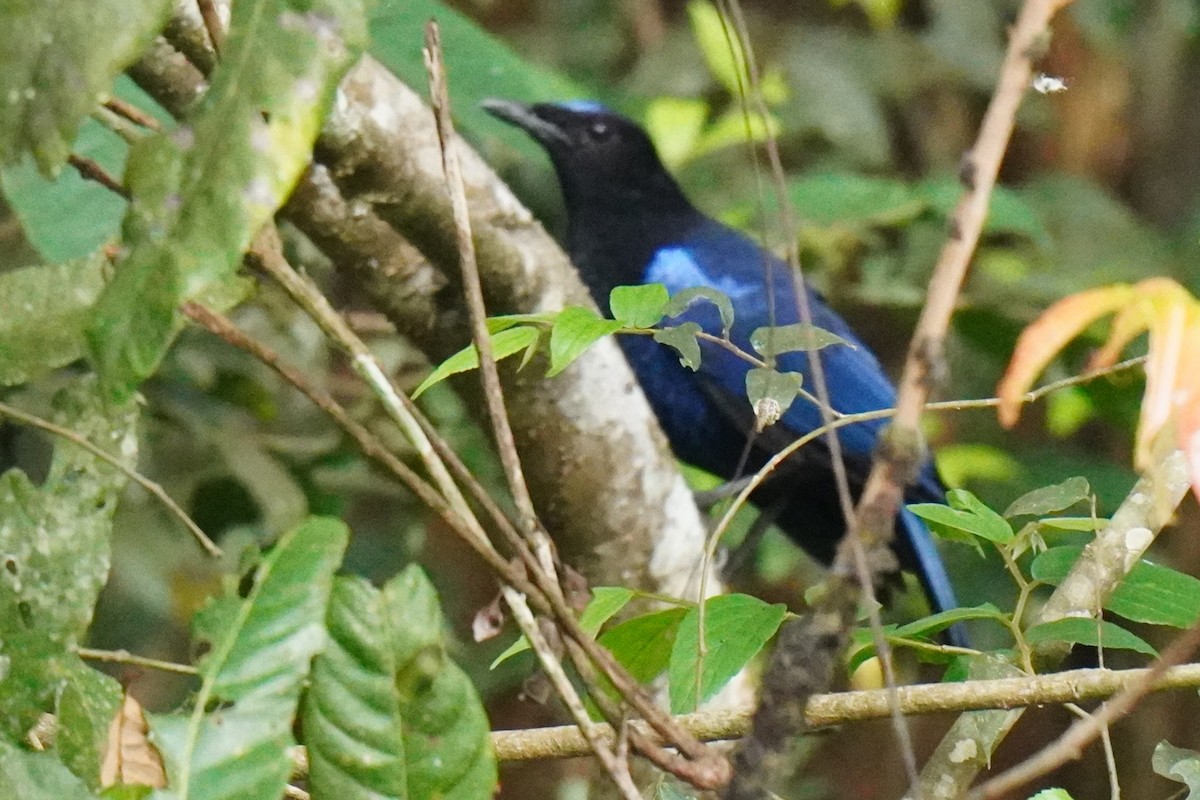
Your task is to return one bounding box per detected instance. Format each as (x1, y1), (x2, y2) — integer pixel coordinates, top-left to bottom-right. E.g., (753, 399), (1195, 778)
(68, 153), (128, 198)
(969, 621), (1200, 800)
(103, 96), (163, 132)
(0, 401), (221, 557)
(75, 647), (198, 676)
(489, 661), (1200, 761)
(422, 22), (541, 540)
(195, 0), (224, 57)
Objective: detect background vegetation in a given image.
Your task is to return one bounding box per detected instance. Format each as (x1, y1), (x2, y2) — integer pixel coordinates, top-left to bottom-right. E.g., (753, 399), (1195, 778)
(2, 0), (1200, 798)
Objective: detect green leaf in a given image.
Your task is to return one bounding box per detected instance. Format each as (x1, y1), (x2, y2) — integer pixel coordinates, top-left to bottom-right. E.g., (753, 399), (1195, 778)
(686, 1), (741, 95)
(87, 0), (370, 403)
(787, 172), (926, 229)
(1028, 790), (1076, 800)
(492, 587), (635, 668)
(654, 323), (703, 371)
(749, 323), (851, 358)
(1003, 477), (1091, 518)
(0, 377), (137, 739)
(664, 287), (734, 337)
(1, 77), (168, 263)
(669, 594), (787, 713)
(1152, 741), (1200, 799)
(304, 576), (408, 800)
(412, 326), (541, 398)
(890, 604), (1006, 641)
(0, 743), (95, 800)
(610, 284), (669, 329)
(599, 608), (690, 685)
(56, 662), (123, 790)
(384, 566), (497, 800)
(0, 253), (108, 386)
(1036, 517), (1108, 532)
(691, 108), (781, 162)
(1024, 618), (1156, 657)
(485, 312), (556, 333)
(909, 489), (1014, 545)
(644, 98), (709, 170)
(0, 0), (173, 173)
(548, 306), (623, 377)
(150, 517), (350, 800)
(745, 368), (803, 429)
(1032, 547), (1200, 629)
(919, 176), (1051, 247)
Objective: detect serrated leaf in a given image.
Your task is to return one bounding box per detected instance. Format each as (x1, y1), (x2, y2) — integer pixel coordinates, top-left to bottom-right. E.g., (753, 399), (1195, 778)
(304, 576), (407, 800)
(548, 306), (623, 377)
(0, 252), (108, 386)
(610, 283), (669, 329)
(150, 517), (349, 800)
(491, 586), (635, 668)
(908, 489), (1013, 545)
(1153, 741), (1200, 799)
(669, 594), (787, 713)
(1024, 618), (1156, 657)
(745, 368), (803, 430)
(598, 608), (690, 684)
(384, 566), (497, 800)
(412, 325), (541, 398)
(0, 0), (173, 173)
(749, 323), (851, 358)
(664, 287), (734, 336)
(87, 0), (370, 403)
(1003, 477), (1091, 518)
(1032, 547), (1200, 629)
(0, 377), (137, 739)
(654, 323), (703, 371)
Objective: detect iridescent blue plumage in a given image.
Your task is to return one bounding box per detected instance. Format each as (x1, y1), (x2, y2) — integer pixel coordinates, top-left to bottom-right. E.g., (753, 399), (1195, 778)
(483, 99), (961, 638)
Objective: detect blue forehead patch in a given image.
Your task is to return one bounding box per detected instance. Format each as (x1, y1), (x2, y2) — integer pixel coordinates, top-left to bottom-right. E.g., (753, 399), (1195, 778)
(557, 99), (610, 114)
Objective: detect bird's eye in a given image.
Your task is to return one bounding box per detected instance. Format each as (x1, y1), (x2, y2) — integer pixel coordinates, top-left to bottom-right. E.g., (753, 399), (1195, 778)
(587, 121), (612, 141)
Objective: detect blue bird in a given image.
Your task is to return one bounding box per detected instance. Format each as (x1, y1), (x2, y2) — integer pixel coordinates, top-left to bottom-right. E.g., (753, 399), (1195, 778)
(484, 99), (960, 639)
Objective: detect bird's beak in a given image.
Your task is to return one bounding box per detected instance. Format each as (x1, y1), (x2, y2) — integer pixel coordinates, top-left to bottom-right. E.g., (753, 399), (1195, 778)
(481, 98), (570, 148)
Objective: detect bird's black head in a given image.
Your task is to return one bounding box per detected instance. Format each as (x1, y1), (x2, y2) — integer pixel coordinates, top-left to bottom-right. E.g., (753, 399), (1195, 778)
(482, 99), (694, 219)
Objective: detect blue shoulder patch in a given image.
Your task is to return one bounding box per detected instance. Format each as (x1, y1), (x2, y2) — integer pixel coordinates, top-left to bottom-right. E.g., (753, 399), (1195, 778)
(557, 99), (610, 114)
(646, 246), (754, 298)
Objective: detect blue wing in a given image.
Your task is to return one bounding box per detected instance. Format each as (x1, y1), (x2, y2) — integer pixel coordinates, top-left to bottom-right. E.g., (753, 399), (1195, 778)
(628, 220), (958, 627)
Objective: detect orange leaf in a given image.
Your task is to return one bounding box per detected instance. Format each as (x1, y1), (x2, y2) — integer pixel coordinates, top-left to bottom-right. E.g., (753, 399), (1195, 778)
(997, 284), (1135, 427)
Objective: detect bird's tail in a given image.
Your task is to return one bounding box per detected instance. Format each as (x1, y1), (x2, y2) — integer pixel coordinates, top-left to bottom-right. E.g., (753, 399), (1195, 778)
(898, 506), (968, 648)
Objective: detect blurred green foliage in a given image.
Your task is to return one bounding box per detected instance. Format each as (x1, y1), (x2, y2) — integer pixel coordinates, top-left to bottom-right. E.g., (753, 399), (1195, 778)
(1, 0), (1200, 797)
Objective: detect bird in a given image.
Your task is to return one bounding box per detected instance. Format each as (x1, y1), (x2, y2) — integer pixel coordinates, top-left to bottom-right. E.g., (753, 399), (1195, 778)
(483, 99), (962, 642)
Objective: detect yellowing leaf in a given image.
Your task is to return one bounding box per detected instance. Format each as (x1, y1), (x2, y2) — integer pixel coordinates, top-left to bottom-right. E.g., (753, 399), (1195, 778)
(998, 277), (1200, 505)
(996, 284), (1135, 427)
